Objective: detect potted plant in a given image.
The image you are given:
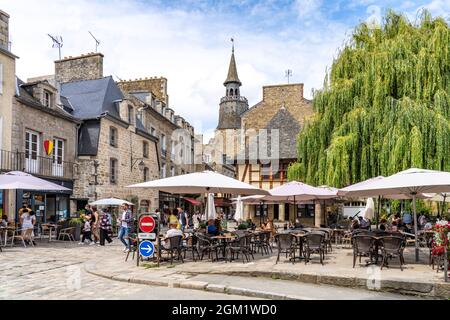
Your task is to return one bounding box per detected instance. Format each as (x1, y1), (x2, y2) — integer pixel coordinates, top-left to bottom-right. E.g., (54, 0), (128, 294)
(237, 222), (249, 230)
(68, 217), (84, 241)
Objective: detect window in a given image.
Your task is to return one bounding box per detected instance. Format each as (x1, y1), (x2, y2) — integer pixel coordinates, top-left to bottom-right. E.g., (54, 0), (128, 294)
(0, 62), (3, 95)
(151, 127), (156, 137)
(143, 167), (149, 181)
(109, 127), (118, 147)
(161, 134), (166, 154)
(143, 141), (149, 158)
(161, 163), (166, 178)
(110, 158), (118, 184)
(25, 131), (39, 160)
(170, 166), (175, 176)
(170, 141), (175, 160)
(44, 90), (51, 107)
(52, 139), (64, 177)
(128, 105), (134, 124)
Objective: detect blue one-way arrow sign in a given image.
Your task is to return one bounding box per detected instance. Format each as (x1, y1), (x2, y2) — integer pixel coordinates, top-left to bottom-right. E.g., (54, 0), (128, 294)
(139, 240), (155, 258)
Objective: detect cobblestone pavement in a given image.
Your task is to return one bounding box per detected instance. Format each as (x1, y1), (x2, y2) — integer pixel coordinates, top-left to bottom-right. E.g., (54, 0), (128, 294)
(0, 241), (258, 300)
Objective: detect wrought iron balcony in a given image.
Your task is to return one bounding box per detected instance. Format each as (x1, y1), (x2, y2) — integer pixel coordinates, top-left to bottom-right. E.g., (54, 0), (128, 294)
(0, 149), (75, 180)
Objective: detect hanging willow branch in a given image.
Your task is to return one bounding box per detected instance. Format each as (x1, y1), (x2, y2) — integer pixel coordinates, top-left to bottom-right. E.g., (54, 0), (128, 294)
(288, 10), (450, 187)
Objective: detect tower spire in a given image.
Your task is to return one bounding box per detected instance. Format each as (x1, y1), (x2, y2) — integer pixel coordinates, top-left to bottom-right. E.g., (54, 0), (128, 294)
(224, 38), (241, 86)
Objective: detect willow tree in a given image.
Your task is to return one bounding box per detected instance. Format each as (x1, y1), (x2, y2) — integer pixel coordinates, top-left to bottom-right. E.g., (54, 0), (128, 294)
(288, 10), (450, 188)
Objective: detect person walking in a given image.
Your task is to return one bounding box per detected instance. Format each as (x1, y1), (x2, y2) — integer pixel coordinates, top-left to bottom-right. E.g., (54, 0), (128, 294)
(99, 209), (113, 246)
(91, 206), (100, 245)
(178, 207), (189, 232)
(20, 209), (36, 245)
(118, 203), (132, 252)
(79, 218), (93, 245)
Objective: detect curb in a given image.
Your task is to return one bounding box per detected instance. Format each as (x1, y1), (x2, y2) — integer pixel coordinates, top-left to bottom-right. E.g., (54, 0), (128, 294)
(85, 267), (308, 300)
(85, 265), (449, 300)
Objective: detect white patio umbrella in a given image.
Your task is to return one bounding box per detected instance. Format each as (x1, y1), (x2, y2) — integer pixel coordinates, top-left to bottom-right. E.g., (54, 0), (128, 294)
(234, 195), (244, 222)
(339, 168), (450, 261)
(363, 198), (375, 220)
(89, 198), (134, 206)
(0, 171), (71, 191)
(127, 170), (268, 195)
(205, 193), (217, 220)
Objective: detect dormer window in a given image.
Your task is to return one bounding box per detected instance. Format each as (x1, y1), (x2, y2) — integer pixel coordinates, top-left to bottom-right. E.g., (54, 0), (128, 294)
(44, 90), (52, 107)
(128, 105), (134, 124)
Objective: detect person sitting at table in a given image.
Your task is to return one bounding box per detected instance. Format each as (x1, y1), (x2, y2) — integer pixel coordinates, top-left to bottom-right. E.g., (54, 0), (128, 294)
(1, 214), (7, 227)
(293, 218), (303, 229)
(207, 219), (219, 236)
(162, 223), (184, 249)
(391, 220), (398, 232)
(265, 219), (276, 237)
(351, 218), (360, 231)
(424, 221), (433, 230)
(379, 218), (388, 231)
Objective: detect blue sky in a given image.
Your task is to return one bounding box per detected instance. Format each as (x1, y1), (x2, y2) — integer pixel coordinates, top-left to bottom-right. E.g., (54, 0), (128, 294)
(2, 0), (449, 141)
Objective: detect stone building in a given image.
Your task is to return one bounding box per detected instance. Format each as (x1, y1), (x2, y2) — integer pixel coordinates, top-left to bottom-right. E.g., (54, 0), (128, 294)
(0, 10), (79, 223)
(117, 78), (196, 210)
(209, 46), (318, 225)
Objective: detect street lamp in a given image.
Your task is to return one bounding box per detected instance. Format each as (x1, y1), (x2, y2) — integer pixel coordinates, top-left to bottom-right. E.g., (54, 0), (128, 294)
(131, 158), (145, 171)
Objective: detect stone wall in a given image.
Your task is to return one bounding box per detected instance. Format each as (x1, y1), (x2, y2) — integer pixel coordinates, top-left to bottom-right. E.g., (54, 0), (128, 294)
(73, 116), (160, 212)
(11, 98), (78, 165)
(117, 77), (169, 105)
(55, 53), (103, 83)
(0, 10), (9, 51)
(241, 83), (313, 131)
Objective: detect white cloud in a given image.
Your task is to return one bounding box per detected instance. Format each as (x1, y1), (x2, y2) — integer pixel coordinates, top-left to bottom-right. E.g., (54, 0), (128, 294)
(1, 0), (348, 134)
(293, 0), (323, 19)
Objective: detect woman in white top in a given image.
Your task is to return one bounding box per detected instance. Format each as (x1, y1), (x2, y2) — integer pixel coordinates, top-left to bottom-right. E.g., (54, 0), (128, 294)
(20, 209), (36, 244)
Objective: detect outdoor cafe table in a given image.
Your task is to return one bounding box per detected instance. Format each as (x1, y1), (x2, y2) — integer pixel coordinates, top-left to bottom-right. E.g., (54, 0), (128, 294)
(290, 232), (307, 261)
(211, 234), (238, 260)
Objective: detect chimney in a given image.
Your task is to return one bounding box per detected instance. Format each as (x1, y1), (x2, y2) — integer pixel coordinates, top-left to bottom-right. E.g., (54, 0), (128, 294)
(55, 52), (104, 83)
(0, 10), (10, 51)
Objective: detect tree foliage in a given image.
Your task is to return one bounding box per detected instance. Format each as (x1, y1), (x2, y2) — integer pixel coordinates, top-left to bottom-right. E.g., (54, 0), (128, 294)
(288, 10), (450, 187)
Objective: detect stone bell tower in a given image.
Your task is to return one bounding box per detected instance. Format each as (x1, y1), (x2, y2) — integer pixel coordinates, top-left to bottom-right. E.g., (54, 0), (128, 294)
(217, 43), (248, 130)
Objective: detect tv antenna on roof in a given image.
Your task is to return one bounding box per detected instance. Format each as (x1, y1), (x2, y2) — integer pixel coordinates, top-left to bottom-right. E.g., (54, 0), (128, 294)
(88, 31), (101, 52)
(285, 69), (292, 84)
(48, 34), (63, 60)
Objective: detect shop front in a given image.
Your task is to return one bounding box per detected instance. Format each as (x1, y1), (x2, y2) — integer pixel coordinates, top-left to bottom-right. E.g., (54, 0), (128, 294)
(15, 179), (73, 228)
(159, 191), (180, 211)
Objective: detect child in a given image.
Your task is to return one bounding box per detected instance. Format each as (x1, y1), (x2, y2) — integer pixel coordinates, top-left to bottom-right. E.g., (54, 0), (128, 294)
(79, 219), (93, 245)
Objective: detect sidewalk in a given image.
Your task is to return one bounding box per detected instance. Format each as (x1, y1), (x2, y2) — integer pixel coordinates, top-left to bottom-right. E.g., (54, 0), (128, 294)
(86, 244), (450, 299)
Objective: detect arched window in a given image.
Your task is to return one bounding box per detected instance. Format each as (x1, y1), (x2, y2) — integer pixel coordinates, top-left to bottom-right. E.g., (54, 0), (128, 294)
(235, 89), (239, 96)
(229, 88), (233, 96)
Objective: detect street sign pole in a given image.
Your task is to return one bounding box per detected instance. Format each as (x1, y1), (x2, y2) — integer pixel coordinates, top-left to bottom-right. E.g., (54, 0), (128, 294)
(157, 212), (161, 267)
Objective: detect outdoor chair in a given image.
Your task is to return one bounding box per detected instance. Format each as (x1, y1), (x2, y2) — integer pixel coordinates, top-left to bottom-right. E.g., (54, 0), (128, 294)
(379, 236), (406, 271)
(160, 235), (184, 265)
(58, 227), (75, 242)
(125, 236), (139, 262)
(40, 224), (57, 242)
(304, 232), (325, 265)
(254, 232), (272, 255)
(225, 235), (251, 263)
(341, 231), (353, 248)
(196, 233), (220, 262)
(274, 233), (295, 264)
(352, 235), (377, 267)
(183, 233), (200, 262)
(10, 228), (34, 247)
(318, 229), (333, 253)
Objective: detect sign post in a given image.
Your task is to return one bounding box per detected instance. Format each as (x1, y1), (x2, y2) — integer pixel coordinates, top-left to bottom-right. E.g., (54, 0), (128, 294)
(137, 213), (158, 267)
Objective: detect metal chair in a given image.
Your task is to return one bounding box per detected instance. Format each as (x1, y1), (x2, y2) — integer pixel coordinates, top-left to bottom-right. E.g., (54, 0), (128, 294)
(274, 233), (295, 264)
(183, 233), (200, 261)
(225, 236), (251, 263)
(196, 233), (220, 262)
(11, 228), (34, 247)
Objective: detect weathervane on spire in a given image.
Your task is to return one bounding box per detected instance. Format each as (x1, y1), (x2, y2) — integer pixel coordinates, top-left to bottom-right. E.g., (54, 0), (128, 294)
(231, 37), (234, 53)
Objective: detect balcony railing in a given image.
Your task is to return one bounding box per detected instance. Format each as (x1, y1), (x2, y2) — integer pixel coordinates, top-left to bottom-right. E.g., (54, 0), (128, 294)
(0, 149), (75, 180)
(220, 96), (248, 104)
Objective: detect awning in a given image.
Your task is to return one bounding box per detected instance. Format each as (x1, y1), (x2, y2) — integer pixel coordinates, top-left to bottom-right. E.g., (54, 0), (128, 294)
(214, 198), (232, 207)
(182, 197), (201, 206)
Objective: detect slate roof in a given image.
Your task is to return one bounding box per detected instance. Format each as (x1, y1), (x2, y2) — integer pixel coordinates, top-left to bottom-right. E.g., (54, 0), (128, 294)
(224, 52), (241, 85)
(60, 76), (123, 120)
(15, 77), (78, 122)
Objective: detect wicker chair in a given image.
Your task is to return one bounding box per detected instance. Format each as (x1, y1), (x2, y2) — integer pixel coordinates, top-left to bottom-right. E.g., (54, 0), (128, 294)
(304, 232), (325, 265)
(352, 235), (377, 267)
(160, 235), (184, 265)
(379, 236), (406, 271)
(183, 233), (200, 261)
(274, 233), (295, 264)
(196, 233), (220, 262)
(225, 236), (251, 263)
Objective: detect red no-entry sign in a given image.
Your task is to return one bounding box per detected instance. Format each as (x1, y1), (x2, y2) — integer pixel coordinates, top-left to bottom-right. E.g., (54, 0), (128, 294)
(139, 215), (155, 233)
